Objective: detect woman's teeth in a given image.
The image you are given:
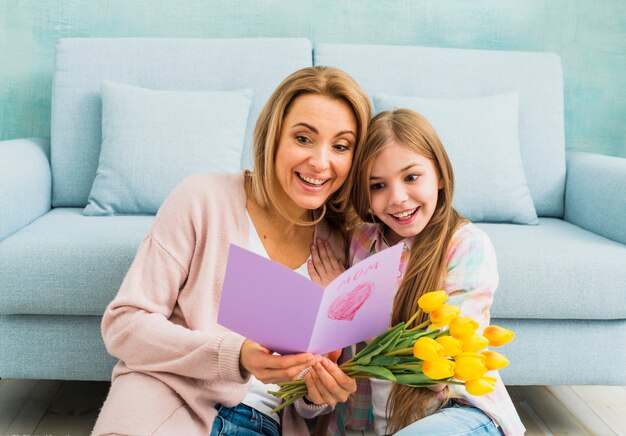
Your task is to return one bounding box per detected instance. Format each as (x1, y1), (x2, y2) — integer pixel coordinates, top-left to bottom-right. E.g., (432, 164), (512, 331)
(298, 173), (327, 186)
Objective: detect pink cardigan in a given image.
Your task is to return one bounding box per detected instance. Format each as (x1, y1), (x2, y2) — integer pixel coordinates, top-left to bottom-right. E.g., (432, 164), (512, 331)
(102, 172), (340, 434)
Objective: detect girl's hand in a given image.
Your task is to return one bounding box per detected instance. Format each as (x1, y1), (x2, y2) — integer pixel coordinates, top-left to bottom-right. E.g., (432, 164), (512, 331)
(427, 384), (447, 393)
(240, 339), (321, 384)
(303, 354), (356, 406)
(308, 238), (345, 287)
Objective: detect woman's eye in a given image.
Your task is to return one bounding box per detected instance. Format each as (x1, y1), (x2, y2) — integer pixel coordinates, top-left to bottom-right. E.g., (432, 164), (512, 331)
(406, 173), (420, 182)
(370, 183), (385, 191)
(295, 135), (310, 145)
(333, 143), (351, 152)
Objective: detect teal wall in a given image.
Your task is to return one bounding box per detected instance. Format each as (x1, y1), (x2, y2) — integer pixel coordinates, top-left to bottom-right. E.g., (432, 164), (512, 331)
(1, 0), (625, 157)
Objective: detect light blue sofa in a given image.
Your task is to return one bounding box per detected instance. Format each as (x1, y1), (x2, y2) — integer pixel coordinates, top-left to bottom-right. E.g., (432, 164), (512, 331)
(1, 38), (625, 385)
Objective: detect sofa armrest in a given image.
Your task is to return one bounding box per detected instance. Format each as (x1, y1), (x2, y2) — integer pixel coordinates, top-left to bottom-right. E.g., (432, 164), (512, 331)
(564, 151), (626, 245)
(0, 138), (51, 243)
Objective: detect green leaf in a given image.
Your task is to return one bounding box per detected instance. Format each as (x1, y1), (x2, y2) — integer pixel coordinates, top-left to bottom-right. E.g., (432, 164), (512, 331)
(407, 329), (438, 341)
(394, 356), (420, 365)
(356, 328), (404, 365)
(369, 355), (402, 366)
(354, 323), (406, 364)
(394, 373), (433, 386)
(353, 322), (406, 361)
(394, 336), (413, 350)
(377, 328), (404, 353)
(349, 365), (396, 381)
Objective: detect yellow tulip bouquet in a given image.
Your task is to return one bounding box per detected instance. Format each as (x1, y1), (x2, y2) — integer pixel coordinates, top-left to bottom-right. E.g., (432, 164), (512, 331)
(269, 290), (514, 413)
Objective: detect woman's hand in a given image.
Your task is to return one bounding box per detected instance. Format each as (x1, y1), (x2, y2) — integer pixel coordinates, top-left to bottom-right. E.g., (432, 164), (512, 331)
(308, 238), (345, 287)
(240, 339), (321, 384)
(302, 354), (356, 406)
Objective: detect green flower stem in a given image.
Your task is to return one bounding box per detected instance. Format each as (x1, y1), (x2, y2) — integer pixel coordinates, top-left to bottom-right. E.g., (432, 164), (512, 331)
(443, 380), (465, 386)
(434, 330), (450, 339)
(405, 308), (423, 328)
(407, 319), (432, 332)
(384, 347), (414, 356)
(271, 391), (306, 414)
(275, 383), (305, 395)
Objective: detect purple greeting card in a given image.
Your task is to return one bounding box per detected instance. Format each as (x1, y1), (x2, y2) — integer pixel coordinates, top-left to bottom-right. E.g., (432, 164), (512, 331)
(218, 242), (404, 355)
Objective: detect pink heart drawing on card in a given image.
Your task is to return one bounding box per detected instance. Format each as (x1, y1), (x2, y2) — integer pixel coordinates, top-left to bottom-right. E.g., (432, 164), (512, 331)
(327, 282), (374, 321)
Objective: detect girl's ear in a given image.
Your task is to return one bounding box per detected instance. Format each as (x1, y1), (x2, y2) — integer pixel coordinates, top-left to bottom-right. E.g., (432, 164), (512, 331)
(438, 176), (444, 190)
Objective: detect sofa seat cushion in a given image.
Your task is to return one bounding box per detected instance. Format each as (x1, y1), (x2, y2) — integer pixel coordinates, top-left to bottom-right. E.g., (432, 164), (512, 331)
(0, 208), (154, 316)
(492, 318), (626, 385)
(0, 314), (116, 380)
(479, 218), (626, 320)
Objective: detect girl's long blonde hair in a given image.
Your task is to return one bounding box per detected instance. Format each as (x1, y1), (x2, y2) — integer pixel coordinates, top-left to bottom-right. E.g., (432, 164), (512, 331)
(351, 109), (468, 433)
(250, 66), (371, 234)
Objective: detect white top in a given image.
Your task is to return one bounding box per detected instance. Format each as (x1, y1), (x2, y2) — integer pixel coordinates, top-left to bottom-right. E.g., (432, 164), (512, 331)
(241, 210), (311, 424)
(371, 379), (393, 435)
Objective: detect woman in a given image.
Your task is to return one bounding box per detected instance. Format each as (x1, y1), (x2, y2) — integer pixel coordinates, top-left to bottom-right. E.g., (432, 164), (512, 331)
(92, 66), (371, 435)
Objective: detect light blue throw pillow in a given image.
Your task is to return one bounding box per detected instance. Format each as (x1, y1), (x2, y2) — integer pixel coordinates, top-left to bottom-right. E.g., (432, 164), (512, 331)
(374, 93), (538, 224)
(83, 82), (252, 215)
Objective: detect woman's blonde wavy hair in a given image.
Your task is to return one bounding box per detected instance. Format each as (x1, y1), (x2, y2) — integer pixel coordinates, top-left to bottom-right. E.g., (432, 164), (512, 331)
(351, 109), (468, 433)
(249, 66), (371, 231)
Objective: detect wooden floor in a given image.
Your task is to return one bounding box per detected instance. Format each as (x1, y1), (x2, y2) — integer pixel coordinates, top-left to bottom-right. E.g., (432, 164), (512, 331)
(1, 379), (625, 435)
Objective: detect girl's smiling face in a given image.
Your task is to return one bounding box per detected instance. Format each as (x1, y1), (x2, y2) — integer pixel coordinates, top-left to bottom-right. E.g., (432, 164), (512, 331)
(369, 141), (443, 245)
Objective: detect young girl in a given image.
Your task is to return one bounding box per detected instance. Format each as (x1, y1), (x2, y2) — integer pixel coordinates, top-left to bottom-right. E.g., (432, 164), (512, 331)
(308, 109), (525, 435)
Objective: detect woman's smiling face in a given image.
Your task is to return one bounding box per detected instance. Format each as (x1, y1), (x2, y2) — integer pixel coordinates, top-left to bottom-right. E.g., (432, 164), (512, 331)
(369, 141), (443, 245)
(274, 93), (357, 212)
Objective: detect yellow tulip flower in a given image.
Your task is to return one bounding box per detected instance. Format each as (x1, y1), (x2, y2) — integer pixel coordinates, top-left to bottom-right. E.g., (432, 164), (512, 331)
(483, 326), (515, 347)
(462, 334), (490, 352)
(413, 337), (443, 361)
(455, 351), (486, 361)
(430, 304), (461, 328)
(482, 350), (509, 370)
(436, 335), (462, 357)
(453, 354), (488, 381)
(417, 290), (448, 313)
(449, 317), (479, 340)
(465, 376), (497, 396)
(423, 358), (455, 380)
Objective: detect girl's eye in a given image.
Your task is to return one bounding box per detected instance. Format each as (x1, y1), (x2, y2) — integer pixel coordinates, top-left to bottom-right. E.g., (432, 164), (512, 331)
(370, 183), (385, 191)
(405, 173), (420, 182)
(295, 135), (311, 145)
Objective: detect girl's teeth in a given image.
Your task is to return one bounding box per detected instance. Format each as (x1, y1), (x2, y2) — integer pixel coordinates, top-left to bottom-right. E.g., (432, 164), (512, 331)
(392, 209), (416, 219)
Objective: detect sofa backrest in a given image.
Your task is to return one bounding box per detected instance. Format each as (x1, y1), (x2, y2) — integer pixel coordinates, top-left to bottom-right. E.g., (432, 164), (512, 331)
(314, 43), (566, 218)
(51, 38), (312, 207)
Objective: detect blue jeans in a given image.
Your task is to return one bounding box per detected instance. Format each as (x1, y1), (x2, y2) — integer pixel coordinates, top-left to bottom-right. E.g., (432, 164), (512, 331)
(394, 401), (503, 435)
(210, 403), (280, 436)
